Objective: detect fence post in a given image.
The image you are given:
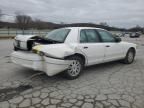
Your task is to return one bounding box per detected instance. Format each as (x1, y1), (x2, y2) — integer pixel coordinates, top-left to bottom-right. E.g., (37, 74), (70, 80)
(39, 30), (40, 36)
(8, 27), (10, 36)
(22, 28), (24, 35)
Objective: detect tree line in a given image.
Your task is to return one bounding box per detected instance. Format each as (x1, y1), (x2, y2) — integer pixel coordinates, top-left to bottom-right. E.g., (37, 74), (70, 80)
(0, 9), (144, 33)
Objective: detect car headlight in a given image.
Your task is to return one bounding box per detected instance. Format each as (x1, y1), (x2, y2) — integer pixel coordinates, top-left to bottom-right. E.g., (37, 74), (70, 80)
(14, 39), (20, 47)
(14, 36), (18, 40)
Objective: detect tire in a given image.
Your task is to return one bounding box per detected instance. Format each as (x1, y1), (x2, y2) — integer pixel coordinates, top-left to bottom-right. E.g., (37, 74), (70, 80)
(122, 49), (135, 64)
(63, 56), (84, 80)
(14, 46), (18, 51)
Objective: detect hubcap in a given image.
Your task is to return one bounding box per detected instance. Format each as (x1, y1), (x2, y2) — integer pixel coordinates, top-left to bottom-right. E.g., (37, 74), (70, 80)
(128, 51), (134, 63)
(68, 60), (81, 76)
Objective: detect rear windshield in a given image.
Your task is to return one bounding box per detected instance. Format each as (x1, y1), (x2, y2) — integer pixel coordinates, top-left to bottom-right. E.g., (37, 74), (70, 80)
(45, 29), (70, 43)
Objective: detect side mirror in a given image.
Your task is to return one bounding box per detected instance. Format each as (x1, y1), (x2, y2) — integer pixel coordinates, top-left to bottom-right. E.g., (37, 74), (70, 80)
(115, 36), (121, 42)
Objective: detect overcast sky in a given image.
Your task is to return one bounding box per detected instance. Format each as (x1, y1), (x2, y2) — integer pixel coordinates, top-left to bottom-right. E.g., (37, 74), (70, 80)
(0, 0), (144, 28)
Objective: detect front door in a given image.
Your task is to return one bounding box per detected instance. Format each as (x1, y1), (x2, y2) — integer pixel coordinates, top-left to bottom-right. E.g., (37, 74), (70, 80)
(97, 29), (124, 62)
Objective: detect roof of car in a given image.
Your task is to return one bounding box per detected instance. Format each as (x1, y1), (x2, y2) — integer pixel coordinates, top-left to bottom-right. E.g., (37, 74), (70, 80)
(61, 27), (106, 31)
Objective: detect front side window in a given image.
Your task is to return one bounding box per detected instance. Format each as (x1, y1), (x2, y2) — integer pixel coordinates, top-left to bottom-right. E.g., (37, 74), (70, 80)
(97, 30), (115, 42)
(80, 29), (100, 43)
(45, 29), (70, 42)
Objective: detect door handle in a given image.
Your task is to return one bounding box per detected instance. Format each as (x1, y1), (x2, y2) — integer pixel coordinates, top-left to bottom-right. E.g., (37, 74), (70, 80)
(105, 45), (110, 47)
(83, 46), (88, 49)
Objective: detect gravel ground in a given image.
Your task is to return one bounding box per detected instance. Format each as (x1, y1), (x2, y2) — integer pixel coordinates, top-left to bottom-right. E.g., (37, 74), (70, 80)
(0, 36), (144, 108)
(0, 39), (13, 57)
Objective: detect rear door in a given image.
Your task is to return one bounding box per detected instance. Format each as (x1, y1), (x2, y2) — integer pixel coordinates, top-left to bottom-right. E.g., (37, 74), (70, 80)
(78, 29), (105, 65)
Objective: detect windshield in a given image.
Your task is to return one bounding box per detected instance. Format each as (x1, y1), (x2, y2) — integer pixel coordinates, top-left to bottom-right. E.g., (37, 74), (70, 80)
(44, 29), (70, 43)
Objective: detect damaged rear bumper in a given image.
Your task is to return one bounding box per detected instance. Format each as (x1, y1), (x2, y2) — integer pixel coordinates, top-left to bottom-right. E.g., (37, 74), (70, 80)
(11, 51), (71, 76)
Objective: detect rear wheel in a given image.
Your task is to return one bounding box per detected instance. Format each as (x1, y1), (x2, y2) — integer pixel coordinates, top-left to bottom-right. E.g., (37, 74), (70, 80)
(122, 49), (135, 64)
(64, 56), (84, 80)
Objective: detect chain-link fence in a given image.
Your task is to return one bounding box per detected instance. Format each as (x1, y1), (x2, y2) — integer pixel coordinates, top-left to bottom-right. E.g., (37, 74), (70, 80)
(0, 29), (51, 38)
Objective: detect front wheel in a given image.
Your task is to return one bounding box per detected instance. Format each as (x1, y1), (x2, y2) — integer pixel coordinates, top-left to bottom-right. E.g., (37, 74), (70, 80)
(63, 56), (84, 80)
(122, 49), (135, 64)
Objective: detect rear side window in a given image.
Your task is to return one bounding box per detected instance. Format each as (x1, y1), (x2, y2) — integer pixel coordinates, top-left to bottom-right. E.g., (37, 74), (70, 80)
(45, 29), (70, 42)
(97, 30), (115, 42)
(80, 29), (100, 43)
(80, 30), (87, 43)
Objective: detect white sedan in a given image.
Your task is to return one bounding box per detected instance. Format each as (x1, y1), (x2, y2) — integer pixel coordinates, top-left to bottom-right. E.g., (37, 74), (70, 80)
(11, 27), (136, 79)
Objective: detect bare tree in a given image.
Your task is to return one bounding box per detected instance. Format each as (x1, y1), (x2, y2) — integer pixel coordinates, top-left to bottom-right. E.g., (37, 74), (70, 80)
(34, 19), (50, 29)
(34, 19), (43, 29)
(0, 9), (2, 21)
(99, 22), (109, 27)
(15, 12), (33, 30)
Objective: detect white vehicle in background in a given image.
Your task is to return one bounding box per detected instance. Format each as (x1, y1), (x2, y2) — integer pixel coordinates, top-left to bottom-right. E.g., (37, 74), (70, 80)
(11, 27), (136, 79)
